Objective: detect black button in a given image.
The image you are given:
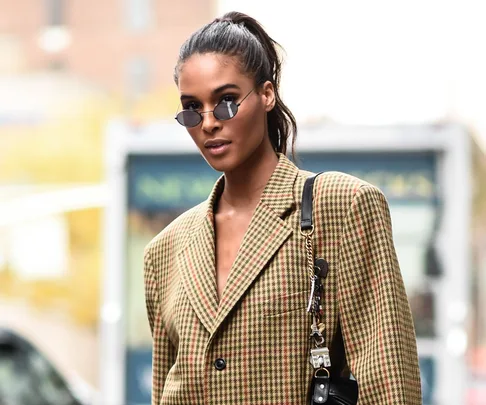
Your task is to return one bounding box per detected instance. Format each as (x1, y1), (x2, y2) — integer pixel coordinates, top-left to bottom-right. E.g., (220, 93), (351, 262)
(214, 358), (226, 370)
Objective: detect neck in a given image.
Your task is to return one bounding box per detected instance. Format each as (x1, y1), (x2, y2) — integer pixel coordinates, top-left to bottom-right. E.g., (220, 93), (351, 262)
(220, 147), (279, 212)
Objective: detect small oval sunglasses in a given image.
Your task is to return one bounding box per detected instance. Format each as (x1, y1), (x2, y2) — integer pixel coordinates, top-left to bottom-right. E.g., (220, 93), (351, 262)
(175, 88), (255, 128)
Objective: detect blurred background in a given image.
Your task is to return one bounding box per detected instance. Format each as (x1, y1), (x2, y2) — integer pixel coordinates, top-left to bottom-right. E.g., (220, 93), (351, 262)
(0, 1), (485, 404)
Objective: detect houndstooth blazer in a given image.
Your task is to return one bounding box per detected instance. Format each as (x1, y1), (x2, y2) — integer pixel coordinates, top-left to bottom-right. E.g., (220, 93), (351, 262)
(144, 153), (422, 404)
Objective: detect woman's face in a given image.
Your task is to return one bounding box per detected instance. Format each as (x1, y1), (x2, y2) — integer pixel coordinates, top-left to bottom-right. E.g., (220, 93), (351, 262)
(177, 53), (275, 173)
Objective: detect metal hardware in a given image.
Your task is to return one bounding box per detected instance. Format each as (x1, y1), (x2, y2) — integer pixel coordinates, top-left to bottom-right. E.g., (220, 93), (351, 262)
(310, 347), (331, 369)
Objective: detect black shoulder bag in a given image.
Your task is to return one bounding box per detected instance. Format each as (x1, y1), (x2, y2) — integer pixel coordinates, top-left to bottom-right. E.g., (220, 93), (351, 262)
(301, 173), (359, 405)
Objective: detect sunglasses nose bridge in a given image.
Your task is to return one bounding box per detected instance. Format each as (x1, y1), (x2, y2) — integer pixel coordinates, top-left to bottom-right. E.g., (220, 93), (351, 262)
(188, 109), (214, 127)
(200, 108), (222, 130)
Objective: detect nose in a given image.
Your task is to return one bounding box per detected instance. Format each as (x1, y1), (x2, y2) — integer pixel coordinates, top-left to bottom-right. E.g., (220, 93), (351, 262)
(201, 110), (221, 134)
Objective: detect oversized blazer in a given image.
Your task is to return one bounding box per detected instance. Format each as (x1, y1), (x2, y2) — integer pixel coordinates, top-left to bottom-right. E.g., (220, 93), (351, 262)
(144, 153), (422, 405)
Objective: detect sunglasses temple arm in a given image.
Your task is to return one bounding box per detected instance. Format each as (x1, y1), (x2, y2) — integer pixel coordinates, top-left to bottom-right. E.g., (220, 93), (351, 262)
(237, 88), (255, 106)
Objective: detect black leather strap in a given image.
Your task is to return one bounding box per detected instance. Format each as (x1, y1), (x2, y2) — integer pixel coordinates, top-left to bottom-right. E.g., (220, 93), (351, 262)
(312, 372), (330, 404)
(301, 173), (323, 231)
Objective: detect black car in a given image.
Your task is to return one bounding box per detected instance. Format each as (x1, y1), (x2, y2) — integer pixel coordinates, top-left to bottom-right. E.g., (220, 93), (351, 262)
(0, 328), (85, 405)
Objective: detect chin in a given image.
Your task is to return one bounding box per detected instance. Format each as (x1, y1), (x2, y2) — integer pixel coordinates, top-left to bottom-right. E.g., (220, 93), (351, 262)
(201, 151), (239, 173)
(204, 158), (234, 173)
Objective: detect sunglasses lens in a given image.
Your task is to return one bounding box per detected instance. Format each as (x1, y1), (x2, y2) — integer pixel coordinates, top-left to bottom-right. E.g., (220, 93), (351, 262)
(176, 111), (201, 127)
(214, 101), (238, 121)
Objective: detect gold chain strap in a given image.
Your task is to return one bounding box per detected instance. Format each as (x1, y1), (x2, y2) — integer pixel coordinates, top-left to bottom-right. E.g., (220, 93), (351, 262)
(304, 231), (314, 281)
(300, 225), (314, 280)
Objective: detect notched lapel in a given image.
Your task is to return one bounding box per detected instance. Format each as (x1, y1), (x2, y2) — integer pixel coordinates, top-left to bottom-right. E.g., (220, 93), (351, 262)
(212, 154), (299, 334)
(178, 213), (219, 333)
(177, 154), (300, 336)
(213, 202), (293, 331)
(177, 177), (224, 334)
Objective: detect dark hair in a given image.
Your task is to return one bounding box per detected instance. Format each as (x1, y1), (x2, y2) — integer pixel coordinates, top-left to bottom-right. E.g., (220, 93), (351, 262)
(174, 11), (297, 158)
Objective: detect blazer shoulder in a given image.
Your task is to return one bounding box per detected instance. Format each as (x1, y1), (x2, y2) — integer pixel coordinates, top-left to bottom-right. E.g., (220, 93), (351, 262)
(298, 169), (383, 215)
(316, 170), (376, 193)
(300, 169), (376, 196)
(144, 200), (206, 256)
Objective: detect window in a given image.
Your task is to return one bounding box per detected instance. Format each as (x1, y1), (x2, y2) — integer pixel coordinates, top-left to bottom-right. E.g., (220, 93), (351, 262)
(124, 0), (153, 32)
(126, 57), (151, 99)
(45, 0), (65, 27)
(0, 332), (81, 405)
(40, 0), (70, 54)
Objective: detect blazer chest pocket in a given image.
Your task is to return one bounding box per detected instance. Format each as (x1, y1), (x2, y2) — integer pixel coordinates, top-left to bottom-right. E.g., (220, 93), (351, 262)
(264, 290), (309, 317)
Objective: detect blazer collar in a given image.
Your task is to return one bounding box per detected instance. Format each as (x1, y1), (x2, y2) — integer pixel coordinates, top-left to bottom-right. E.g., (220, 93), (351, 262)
(178, 153), (300, 334)
(205, 153), (298, 219)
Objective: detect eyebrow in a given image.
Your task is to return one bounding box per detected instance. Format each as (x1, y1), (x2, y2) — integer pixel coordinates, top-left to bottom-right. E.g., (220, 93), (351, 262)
(180, 83), (241, 101)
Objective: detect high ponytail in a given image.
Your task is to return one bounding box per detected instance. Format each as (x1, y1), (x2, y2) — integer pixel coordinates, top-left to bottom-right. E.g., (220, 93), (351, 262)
(174, 11), (297, 159)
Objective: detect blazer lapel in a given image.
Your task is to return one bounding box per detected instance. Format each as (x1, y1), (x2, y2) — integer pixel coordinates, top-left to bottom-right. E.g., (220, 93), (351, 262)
(212, 154), (299, 334)
(177, 176), (224, 333)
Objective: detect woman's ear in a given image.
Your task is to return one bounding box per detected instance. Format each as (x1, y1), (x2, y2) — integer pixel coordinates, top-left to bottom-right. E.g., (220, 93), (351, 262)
(261, 80), (276, 112)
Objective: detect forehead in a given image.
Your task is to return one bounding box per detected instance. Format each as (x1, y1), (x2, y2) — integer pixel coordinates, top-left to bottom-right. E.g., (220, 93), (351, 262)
(178, 53), (252, 94)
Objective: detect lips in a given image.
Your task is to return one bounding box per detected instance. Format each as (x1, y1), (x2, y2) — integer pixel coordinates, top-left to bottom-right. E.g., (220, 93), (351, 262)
(204, 139), (231, 148)
(204, 139), (231, 156)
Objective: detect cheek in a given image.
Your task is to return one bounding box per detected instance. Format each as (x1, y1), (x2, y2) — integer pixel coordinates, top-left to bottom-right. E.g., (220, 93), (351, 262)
(236, 105), (266, 140)
(186, 128), (200, 144)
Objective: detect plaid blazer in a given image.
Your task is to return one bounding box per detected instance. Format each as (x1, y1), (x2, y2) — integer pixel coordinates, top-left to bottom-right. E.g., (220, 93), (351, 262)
(144, 153), (422, 404)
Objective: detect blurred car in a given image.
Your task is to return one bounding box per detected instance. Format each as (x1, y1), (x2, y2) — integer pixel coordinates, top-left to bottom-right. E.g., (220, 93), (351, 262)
(0, 328), (91, 405)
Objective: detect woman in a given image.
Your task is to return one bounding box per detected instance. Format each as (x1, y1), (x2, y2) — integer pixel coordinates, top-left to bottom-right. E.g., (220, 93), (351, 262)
(144, 11), (422, 405)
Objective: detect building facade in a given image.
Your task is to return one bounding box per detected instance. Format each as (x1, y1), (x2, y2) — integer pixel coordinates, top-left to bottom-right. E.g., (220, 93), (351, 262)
(0, 0), (215, 97)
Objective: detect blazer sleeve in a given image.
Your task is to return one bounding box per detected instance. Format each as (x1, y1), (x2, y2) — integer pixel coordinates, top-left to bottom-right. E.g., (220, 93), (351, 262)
(337, 185), (422, 404)
(144, 248), (177, 405)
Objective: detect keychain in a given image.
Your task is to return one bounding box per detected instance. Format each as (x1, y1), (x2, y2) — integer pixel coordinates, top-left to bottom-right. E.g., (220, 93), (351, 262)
(310, 347), (331, 369)
(308, 258), (332, 404)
